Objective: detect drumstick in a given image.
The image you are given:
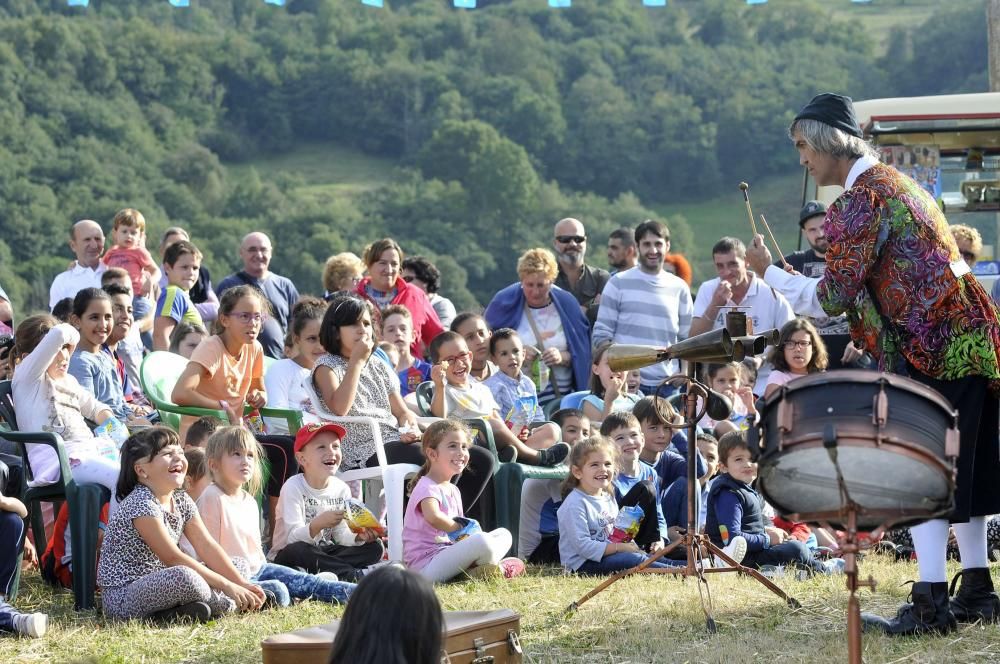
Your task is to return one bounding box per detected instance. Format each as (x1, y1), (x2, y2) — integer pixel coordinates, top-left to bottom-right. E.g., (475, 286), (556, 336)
(759, 214), (790, 269)
(739, 182), (759, 237)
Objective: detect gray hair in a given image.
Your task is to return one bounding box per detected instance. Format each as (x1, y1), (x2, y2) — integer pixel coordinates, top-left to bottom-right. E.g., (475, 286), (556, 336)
(788, 118), (879, 161)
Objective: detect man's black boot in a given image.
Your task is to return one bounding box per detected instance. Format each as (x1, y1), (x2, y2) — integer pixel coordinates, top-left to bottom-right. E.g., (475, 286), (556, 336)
(861, 581), (956, 636)
(949, 568), (1000, 623)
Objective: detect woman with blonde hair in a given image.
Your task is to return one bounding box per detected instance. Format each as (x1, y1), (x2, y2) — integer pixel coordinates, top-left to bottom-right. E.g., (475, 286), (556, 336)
(484, 248), (591, 406)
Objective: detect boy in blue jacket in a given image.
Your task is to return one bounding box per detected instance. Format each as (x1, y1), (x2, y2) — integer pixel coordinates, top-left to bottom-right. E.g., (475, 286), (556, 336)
(706, 432), (824, 574)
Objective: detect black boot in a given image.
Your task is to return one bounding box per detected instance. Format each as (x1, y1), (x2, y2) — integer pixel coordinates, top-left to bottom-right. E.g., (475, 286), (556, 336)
(149, 601), (212, 624)
(949, 568), (1000, 623)
(861, 581), (956, 636)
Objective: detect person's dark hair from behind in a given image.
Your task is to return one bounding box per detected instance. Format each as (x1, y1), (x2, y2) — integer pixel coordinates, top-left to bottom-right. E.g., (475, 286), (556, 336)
(184, 415), (223, 449)
(51, 297), (74, 323)
(327, 565), (443, 664)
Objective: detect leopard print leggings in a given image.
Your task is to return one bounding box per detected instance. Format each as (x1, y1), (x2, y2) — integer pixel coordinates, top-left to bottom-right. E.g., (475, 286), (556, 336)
(102, 558), (251, 619)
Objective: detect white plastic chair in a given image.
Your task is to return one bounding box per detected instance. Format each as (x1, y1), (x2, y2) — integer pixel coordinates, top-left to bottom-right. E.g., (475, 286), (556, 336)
(326, 415), (420, 563)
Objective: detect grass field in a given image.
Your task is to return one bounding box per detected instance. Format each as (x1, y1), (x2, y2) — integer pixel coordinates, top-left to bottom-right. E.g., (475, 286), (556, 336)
(6, 556), (1000, 663)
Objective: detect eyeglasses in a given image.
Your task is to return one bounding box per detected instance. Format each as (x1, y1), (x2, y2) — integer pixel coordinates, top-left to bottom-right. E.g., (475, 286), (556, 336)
(556, 235), (587, 244)
(402, 275), (415, 283)
(441, 352), (472, 364)
(228, 312), (266, 324)
(784, 340), (812, 349)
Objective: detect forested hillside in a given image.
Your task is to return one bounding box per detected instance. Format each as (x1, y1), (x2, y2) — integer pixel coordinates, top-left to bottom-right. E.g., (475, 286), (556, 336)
(0, 0), (988, 313)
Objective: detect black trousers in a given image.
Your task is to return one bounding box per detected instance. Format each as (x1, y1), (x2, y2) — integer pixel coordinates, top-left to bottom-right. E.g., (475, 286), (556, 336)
(906, 366), (1000, 522)
(364, 441), (493, 512)
(0, 510), (24, 597)
(616, 480), (662, 550)
(272, 540), (385, 583)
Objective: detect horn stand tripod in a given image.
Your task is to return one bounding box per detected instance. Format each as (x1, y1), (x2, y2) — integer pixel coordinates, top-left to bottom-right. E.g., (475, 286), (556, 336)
(566, 318), (800, 631)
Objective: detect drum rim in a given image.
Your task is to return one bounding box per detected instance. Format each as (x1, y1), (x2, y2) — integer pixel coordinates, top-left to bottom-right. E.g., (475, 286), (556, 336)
(758, 369), (958, 418)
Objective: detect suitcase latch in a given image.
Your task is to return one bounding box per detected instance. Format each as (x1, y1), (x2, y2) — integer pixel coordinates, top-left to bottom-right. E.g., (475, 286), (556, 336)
(472, 637), (494, 664)
(508, 630), (522, 655)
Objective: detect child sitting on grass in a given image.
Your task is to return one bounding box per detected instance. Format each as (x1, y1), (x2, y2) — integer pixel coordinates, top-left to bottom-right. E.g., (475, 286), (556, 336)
(519, 408), (592, 563)
(557, 436), (683, 575)
(429, 331), (568, 467)
(268, 423), (385, 583)
(705, 431), (824, 575)
(483, 328), (545, 437)
(198, 426), (356, 605)
(402, 419), (523, 582)
(98, 427), (266, 622)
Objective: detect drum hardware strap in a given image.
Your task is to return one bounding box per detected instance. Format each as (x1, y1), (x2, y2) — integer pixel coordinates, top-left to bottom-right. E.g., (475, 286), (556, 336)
(872, 381), (889, 445)
(823, 424), (856, 512)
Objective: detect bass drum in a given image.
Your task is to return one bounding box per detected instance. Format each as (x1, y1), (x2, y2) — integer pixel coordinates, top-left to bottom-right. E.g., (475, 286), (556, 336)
(753, 370), (958, 530)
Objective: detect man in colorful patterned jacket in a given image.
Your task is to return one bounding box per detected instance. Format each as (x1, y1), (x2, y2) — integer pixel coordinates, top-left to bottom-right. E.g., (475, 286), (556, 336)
(747, 93), (1000, 636)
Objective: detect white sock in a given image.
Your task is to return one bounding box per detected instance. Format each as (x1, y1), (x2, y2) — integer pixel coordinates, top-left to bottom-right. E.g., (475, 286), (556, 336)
(953, 516), (989, 569)
(909, 519), (949, 583)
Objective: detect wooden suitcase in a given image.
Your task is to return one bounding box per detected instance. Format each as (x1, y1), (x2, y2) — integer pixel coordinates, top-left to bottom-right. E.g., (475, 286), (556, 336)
(261, 608), (522, 664)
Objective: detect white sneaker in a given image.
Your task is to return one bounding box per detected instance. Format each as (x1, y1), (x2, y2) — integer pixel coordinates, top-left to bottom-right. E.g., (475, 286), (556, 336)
(13, 612), (48, 638)
(713, 536), (748, 567)
(315, 572), (339, 583)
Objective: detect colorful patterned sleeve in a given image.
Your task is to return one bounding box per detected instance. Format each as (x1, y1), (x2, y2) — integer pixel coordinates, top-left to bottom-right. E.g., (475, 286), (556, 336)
(815, 188), (883, 318)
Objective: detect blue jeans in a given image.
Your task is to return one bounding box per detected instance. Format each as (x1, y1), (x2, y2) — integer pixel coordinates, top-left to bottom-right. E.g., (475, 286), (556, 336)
(0, 599), (24, 634)
(251, 562), (356, 607)
(576, 551), (683, 575)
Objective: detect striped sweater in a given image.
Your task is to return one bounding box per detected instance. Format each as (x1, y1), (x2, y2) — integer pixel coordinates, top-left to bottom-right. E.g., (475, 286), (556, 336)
(592, 267), (693, 385)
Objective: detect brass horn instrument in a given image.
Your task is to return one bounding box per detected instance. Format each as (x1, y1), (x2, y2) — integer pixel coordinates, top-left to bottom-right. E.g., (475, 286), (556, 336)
(607, 328), (744, 372)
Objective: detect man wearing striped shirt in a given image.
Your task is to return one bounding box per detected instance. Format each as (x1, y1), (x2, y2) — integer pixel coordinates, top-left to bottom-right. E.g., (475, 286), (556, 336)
(592, 220), (693, 396)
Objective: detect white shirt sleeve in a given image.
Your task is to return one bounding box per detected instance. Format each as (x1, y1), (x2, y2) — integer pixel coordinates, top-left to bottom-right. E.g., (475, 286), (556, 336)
(762, 266), (826, 319)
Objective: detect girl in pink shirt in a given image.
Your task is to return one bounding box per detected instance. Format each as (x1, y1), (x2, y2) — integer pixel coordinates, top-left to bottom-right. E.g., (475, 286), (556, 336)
(763, 318), (828, 399)
(197, 426), (354, 606)
(402, 420), (523, 582)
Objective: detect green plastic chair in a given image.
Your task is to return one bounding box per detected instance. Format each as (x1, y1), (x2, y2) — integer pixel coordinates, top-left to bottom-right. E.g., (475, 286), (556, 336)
(0, 380), (106, 610)
(139, 351), (303, 434)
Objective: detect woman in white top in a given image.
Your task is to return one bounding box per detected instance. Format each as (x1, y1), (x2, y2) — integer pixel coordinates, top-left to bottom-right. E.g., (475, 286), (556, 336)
(11, 315), (118, 495)
(263, 297), (327, 433)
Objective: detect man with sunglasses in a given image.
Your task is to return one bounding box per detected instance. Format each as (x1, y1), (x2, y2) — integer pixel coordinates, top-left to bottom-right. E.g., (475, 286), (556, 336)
(552, 218), (609, 325)
(216, 232), (299, 359)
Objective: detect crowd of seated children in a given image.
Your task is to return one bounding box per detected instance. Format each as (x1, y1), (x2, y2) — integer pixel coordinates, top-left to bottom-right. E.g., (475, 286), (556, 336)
(1, 484), (47, 637)
(582, 341), (641, 425)
(268, 422), (384, 583)
(153, 240), (204, 352)
(706, 431), (825, 576)
(763, 318), (828, 399)
(306, 295), (493, 511)
(98, 428), (266, 622)
(402, 419), (524, 582)
(381, 305), (431, 398)
(263, 297), (328, 433)
(483, 328), (545, 438)
(450, 313), (496, 383)
(429, 330), (567, 467)
(197, 426), (356, 604)
(557, 435), (683, 575)
(519, 408), (592, 563)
